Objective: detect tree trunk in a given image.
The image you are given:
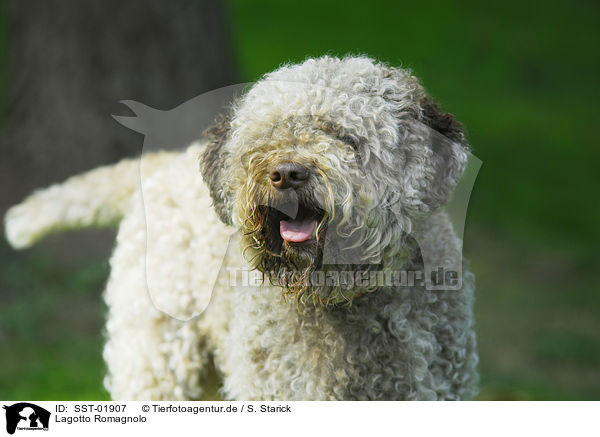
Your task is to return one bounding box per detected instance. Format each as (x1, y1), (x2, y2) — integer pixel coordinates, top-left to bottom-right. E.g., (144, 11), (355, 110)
(0, 0), (238, 210)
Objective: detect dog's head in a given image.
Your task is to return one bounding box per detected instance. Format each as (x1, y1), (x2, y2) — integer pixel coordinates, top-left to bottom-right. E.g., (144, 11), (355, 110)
(201, 56), (469, 305)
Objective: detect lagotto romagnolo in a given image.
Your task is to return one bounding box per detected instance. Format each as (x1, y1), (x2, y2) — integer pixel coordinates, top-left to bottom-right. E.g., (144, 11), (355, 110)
(5, 56), (478, 400)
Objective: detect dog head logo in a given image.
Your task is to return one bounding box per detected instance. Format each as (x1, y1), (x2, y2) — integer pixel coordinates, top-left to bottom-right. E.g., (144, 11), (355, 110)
(115, 73), (481, 316)
(3, 403), (50, 435)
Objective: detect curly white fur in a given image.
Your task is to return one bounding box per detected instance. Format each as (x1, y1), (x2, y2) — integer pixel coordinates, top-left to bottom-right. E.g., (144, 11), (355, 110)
(4, 56), (478, 400)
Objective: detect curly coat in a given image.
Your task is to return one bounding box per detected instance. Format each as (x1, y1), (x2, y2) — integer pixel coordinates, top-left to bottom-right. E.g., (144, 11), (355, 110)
(5, 56), (477, 400)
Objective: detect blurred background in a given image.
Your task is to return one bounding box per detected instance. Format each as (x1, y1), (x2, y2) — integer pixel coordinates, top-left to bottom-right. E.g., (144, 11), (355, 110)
(0, 0), (598, 400)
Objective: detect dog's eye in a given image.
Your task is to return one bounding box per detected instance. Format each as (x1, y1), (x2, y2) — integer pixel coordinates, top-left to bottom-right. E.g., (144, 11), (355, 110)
(339, 135), (363, 165)
(339, 135), (357, 148)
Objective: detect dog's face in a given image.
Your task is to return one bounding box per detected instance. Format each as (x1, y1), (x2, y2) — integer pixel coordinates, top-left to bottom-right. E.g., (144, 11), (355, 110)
(201, 56), (468, 305)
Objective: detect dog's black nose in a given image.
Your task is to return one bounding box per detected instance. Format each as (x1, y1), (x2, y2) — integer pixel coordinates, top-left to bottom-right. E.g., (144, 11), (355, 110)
(269, 162), (309, 190)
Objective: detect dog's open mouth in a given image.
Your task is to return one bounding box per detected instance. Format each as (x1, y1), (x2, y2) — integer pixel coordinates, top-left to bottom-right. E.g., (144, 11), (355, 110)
(280, 214), (317, 243)
(261, 203), (325, 252)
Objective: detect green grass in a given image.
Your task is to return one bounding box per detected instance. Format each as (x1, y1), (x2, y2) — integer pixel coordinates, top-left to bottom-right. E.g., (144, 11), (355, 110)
(1, 0), (598, 400)
(466, 226), (600, 400)
(0, 240), (110, 400)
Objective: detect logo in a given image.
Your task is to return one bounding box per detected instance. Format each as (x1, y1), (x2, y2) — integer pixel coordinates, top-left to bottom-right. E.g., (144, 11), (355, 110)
(3, 403), (50, 434)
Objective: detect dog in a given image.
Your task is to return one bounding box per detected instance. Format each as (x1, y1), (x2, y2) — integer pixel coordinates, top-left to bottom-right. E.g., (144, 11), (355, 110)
(5, 56), (478, 400)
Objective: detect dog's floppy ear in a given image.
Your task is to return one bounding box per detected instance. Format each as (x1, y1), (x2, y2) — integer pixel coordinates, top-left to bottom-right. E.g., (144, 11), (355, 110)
(420, 95), (466, 144)
(401, 95), (469, 215)
(201, 115), (233, 225)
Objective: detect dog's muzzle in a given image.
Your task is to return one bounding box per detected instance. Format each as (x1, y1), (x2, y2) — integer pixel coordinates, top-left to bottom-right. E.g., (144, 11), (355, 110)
(267, 162), (318, 244)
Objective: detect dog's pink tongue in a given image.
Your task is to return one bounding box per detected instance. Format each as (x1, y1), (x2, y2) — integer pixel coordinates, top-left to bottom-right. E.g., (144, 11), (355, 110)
(280, 219), (317, 243)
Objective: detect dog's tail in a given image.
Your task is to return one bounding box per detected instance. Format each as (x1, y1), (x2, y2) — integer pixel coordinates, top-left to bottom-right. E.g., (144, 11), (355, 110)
(4, 152), (176, 249)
